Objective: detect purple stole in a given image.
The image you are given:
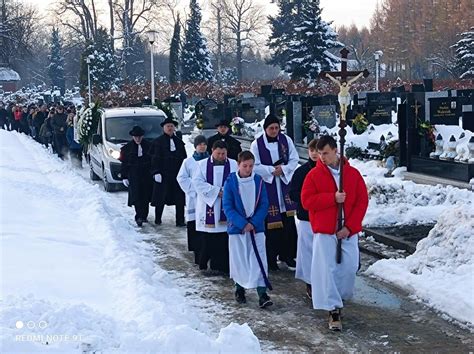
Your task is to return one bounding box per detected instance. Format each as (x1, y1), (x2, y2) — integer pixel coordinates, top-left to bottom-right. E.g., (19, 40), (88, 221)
(256, 134), (297, 229)
(205, 158), (230, 227)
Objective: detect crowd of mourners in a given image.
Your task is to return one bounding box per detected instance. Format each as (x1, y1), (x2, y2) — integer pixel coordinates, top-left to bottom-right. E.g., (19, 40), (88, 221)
(0, 100), (83, 167)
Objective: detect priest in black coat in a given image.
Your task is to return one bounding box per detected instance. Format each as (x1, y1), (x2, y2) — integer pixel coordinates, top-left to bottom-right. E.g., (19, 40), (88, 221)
(119, 126), (154, 226)
(149, 117), (187, 226)
(206, 119), (242, 160)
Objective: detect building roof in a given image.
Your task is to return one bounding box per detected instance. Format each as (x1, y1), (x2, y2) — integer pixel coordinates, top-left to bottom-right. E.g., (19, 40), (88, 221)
(0, 67), (21, 82)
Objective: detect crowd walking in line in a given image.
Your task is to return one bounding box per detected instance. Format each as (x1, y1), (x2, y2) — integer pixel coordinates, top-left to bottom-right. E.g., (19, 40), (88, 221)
(3, 103), (369, 331)
(120, 114), (368, 331)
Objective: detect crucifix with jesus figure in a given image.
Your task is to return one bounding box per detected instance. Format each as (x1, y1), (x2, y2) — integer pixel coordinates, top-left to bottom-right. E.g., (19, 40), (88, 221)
(320, 47), (369, 264)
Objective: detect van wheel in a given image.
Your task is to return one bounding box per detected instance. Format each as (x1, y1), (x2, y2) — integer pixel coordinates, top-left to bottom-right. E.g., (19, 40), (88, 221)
(90, 163), (100, 181)
(103, 169), (115, 192)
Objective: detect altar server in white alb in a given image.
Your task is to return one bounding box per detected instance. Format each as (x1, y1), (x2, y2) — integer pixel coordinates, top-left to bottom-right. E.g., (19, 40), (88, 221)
(301, 135), (368, 331)
(192, 140), (238, 275)
(177, 135), (209, 265)
(289, 139), (319, 300)
(223, 151), (273, 308)
(250, 114), (300, 271)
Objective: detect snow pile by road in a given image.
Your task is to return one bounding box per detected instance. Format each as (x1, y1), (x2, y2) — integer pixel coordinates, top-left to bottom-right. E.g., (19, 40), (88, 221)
(349, 159), (474, 227)
(366, 205), (474, 326)
(0, 130), (260, 353)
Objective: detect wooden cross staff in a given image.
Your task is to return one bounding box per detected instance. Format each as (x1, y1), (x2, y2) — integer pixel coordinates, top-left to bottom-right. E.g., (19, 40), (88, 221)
(320, 48), (369, 264)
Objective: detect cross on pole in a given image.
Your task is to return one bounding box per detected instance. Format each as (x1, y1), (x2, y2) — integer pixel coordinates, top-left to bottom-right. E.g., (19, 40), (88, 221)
(320, 48), (370, 265)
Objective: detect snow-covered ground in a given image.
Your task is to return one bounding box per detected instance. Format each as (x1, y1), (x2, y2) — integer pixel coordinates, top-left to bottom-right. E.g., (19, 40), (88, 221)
(1, 128), (473, 353)
(0, 130), (260, 353)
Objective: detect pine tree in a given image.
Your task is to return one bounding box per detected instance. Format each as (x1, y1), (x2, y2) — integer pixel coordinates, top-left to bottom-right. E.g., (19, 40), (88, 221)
(452, 27), (474, 79)
(47, 28), (65, 95)
(79, 27), (119, 92)
(267, 0), (299, 68)
(169, 15), (181, 84)
(285, 1), (342, 79)
(181, 0), (213, 81)
(123, 35), (146, 83)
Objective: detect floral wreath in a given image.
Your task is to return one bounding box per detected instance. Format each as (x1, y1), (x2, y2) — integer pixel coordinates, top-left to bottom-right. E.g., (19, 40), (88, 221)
(230, 116), (245, 134)
(77, 102), (101, 146)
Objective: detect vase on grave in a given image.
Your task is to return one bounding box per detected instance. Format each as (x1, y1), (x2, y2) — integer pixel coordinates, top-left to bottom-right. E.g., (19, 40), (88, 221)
(430, 134), (444, 159)
(454, 132), (466, 162)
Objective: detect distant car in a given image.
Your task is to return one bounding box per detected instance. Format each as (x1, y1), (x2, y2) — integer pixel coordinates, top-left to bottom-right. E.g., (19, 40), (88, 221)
(88, 107), (166, 192)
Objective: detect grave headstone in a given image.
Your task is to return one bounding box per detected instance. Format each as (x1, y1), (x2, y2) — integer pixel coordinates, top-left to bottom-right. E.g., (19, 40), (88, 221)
(169, 102), (183, 122)
(429, 97), (461, 125)
(366, 92), (397, 125)
(312, 105), (337, 128)
(462, 111), (474, 132)
(195, 99), (219, 129)
(286, 98), (303, 144)
(240, 97), (266, 123)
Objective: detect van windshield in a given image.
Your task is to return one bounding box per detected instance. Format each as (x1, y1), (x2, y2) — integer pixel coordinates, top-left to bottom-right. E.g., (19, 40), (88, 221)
(105, 116), (164, 143)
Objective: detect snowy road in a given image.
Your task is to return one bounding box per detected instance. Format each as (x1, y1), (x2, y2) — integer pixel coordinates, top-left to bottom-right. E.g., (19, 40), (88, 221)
(1, 130), (472, 352)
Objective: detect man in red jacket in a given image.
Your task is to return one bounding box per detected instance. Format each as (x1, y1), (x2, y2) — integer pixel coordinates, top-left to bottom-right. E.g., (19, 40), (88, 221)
(301, 135), (368, 331)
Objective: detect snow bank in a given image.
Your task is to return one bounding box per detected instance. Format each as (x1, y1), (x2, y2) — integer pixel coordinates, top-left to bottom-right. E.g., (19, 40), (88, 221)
(0, 131), (260, 353)
(366, 206), (474, 326)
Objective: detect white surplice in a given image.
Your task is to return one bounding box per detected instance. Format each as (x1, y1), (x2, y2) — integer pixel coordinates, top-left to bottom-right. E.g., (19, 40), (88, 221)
(192, 157), (238, 233)
(295, 219), (314, 284)
(177, 157), (198, 221)
(250, 133), (299, 213)
(229, 173), (267, 289)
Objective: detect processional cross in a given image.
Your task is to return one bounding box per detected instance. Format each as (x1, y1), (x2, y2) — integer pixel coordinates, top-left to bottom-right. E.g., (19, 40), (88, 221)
(320, 48), (369, 264)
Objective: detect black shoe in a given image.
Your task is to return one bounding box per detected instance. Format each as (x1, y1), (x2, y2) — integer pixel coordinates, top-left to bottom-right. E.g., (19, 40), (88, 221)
(136, 218), (143, 227)
(176, 222), (186, 227)
(142, 219), (149, 223)
(285, 259), (296, 270)
(259, 293), (273, 308)
(155, 220), (162, 225)
(328, 309), (342, 331)
(235, 289), (246, 304)
(268, 263), (280, 271)
(306, 284), (312, 300)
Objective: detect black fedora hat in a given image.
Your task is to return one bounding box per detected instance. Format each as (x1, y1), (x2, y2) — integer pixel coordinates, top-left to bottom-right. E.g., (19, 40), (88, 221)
(215, 119), (231, 128)
(160, 117), (178, 127)
(129, 125), (145, 136)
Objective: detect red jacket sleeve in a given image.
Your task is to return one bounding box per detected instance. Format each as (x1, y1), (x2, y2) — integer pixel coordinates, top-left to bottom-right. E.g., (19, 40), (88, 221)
(301, 171), (337, 212)
(344, 171), (369, 233)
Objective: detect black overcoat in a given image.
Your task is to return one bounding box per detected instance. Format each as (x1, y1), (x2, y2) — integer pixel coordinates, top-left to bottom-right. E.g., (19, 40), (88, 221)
(289, 159), (316, 221)
(206, 132), (242, 161)
(149, 133), (187, 206)
(120, 139), (153, 207)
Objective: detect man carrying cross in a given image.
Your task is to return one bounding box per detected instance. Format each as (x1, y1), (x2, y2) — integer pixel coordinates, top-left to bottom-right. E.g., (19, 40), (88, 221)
(301, 135), (368, 331)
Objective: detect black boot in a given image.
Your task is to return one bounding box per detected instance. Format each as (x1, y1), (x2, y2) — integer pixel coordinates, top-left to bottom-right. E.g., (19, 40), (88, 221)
(258, 293), (273, 308)
(235, 288), (246, 304)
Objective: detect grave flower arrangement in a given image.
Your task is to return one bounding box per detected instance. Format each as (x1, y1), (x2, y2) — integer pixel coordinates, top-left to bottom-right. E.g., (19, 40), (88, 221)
(303, 117), (320, 134)
(231, 116), (245, 135)
(352, 113), (369, 134)
(77, 101), (101, 146)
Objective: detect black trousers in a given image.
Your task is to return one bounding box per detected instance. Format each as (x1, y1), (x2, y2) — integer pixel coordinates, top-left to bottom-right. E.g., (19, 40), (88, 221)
(187, 221), (202, 265)
(154, 199), (185, 225)
(265, 212), (298, 266)
(199, 232), (229, 273)
(134, 201), (150, 221)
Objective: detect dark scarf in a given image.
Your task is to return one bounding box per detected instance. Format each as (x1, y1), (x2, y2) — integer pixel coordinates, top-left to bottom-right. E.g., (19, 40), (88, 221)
(205, 158), (231, 227)
(192, 151), (209, 161)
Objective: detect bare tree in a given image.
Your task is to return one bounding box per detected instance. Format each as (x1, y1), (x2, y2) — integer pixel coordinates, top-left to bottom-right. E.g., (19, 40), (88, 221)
(220, 0), (265, 81)
(55, 0), (100, 41)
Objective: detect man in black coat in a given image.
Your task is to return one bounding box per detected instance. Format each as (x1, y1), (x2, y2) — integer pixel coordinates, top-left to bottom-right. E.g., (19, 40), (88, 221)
(119, 126), (154, 227)
(206, 119), (242, 160)
(33, 105), (48, 142)
(149, 117), (187, 226)
(0, 103), (7, 129)
(51, 105), (68, 158)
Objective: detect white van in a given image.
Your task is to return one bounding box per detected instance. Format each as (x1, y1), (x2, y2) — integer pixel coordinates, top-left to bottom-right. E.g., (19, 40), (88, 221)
(88, 107), (166, 191)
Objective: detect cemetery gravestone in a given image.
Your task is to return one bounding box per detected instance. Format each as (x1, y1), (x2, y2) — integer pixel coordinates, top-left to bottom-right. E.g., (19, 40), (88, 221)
(429, 97), (461, 125)
(366, 92), (396, 125)
(195, 99), (219, 129)
(312, 105), (337, 128)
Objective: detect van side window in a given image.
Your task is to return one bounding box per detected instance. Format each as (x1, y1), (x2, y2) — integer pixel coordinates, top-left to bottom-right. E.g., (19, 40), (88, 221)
(97, 116), (102, 135)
